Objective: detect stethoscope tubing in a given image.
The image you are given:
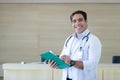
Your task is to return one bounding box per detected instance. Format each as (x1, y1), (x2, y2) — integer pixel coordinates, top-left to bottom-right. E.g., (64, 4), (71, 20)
(65, 32), (90, 51)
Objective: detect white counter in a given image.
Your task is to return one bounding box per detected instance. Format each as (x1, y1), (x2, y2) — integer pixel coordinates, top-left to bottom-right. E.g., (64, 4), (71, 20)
(3, 63), (55, 80)
(2, 63), (120, 80)
(3, 63), (120, 70)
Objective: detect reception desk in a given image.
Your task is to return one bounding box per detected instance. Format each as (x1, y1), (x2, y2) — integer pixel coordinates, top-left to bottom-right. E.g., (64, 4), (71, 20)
(2, 63), (120, 80)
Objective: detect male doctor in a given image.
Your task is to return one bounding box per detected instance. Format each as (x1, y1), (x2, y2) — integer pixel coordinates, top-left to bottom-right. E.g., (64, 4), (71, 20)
(49, 10), (102, 80)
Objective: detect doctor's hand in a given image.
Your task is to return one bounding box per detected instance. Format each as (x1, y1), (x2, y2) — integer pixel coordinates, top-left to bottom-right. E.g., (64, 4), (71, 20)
(61, 55), (71, 65)
(47, 60), (57, 68)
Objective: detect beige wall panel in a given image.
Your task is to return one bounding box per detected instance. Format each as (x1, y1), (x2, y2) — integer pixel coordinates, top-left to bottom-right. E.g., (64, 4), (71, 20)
(0, 3), (120, 64)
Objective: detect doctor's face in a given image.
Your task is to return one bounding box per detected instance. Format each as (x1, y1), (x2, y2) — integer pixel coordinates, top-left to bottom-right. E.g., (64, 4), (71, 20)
(71, 14), (88, 35)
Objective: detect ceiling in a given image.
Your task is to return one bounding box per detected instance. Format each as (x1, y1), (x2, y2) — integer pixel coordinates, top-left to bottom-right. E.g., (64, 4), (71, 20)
(0, 0), (120, 3)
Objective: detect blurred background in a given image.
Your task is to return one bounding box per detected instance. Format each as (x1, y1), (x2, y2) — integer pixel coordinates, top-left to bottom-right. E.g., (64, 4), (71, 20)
(0, 0), (120, 66)
(0, 0), (120, 80)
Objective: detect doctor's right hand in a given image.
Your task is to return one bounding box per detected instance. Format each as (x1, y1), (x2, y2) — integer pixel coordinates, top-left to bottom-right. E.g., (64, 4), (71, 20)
(61, 55), (71, 65)
(47, 60), (57, 68)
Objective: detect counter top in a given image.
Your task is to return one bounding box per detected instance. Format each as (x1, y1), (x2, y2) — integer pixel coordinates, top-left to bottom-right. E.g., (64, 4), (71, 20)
(2, 63), (120, 70)
(2, 63), (51, 70)
(98, 64), (120, 69)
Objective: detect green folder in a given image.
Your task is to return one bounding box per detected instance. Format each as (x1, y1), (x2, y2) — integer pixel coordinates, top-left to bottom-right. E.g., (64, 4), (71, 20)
(40, 51), (70, 69)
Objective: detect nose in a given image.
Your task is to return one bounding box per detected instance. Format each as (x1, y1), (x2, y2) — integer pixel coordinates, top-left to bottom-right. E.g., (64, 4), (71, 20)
(76, 20), (81, 26)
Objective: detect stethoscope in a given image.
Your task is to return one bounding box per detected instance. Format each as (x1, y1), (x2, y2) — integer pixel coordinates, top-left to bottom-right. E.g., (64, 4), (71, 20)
(80, 32), (90, 50)
(65, 32), (90, 51)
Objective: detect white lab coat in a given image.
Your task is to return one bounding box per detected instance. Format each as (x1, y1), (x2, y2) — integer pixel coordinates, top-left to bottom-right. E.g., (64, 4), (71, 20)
(60, 29), (102, 80)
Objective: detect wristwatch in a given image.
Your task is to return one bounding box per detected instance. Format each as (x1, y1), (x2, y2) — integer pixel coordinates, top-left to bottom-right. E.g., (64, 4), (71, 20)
(70, 60), (75, 67)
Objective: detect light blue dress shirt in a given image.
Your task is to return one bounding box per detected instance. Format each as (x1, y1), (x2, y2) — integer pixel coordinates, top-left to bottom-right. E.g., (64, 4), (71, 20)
(60, 29), (102, 80)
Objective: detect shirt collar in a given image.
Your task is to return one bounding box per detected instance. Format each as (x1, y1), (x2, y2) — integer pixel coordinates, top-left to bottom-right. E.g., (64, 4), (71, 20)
(73, 29), (90, 39)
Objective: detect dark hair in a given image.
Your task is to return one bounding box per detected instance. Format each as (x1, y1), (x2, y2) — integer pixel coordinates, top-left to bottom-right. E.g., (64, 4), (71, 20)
(70, 10), (87, 22)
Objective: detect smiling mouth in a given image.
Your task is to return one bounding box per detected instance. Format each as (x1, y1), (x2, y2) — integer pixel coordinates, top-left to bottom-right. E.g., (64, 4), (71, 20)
(74, 26), (82, 29)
